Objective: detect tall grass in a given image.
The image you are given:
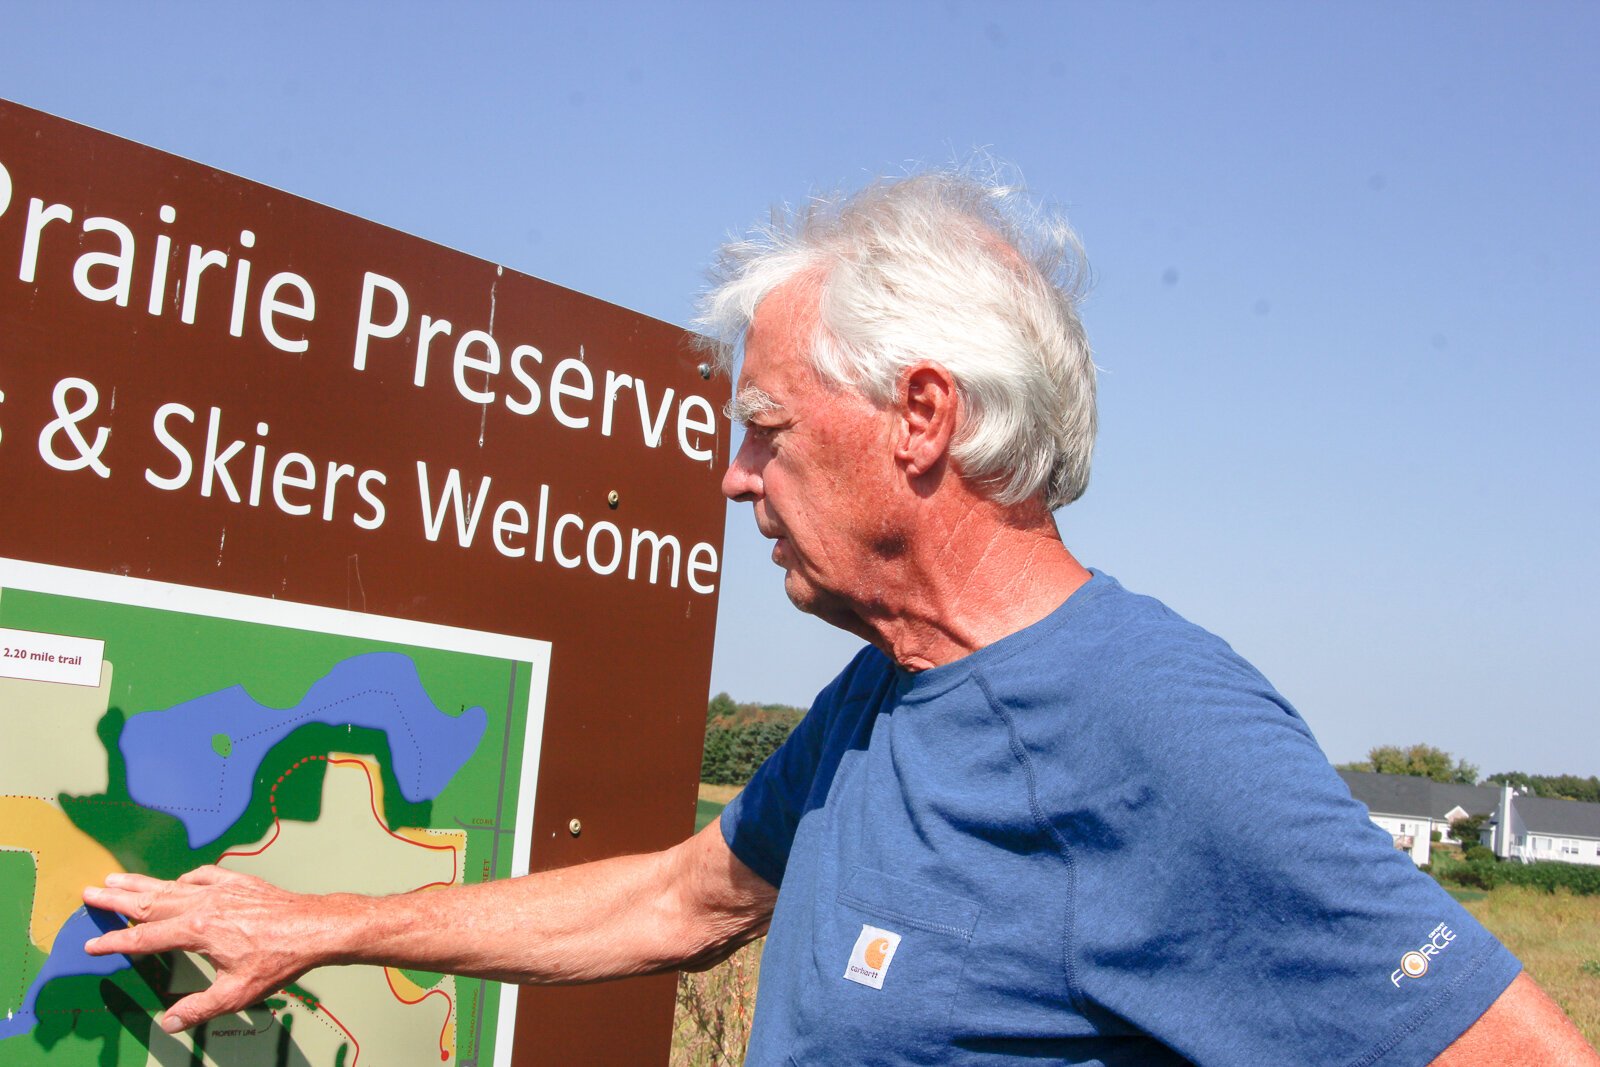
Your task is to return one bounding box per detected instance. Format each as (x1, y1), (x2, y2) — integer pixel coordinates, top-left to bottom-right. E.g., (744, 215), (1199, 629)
(1460, 885), (1600, 1048)
(671, 939), (762, 1066)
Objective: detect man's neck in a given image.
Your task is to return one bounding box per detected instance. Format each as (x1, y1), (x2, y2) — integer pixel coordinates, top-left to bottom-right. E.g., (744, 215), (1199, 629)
(854, 496), (1091, 672)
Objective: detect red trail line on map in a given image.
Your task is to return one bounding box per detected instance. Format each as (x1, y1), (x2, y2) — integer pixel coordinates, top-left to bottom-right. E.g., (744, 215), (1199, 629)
(223, 753), (461, 1061)
(384, 966), (455, 1061)
(278, 988), (362, 1065)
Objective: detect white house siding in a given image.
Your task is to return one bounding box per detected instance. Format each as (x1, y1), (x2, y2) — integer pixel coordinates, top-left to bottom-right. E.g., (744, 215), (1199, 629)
(1494, 784), (1525, 860)
(1507, 834), (1600, 866)
(1368, 814), (1431, 865)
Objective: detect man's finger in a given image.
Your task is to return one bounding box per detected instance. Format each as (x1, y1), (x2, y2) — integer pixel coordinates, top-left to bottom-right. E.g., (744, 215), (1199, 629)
(176, 864), (252, 887)
(84, 881), (189, 924)
(161, 976), (266, 1033)
(85, 916), (190, 958)
(84, 884), (147, 919)
(102, 871), (170, 892)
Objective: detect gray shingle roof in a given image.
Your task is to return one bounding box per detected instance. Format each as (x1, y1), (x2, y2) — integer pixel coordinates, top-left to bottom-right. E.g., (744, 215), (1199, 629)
(1428, 781), (1500, 821)
(1337, 771), (1600, 840)
(1515, 796), (1600, 840)
(1336, 770), (1498, 821)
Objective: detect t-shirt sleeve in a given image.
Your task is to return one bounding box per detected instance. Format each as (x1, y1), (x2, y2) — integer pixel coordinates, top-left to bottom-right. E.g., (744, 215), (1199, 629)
(1061, 648), (1520, 1066)
(719, 648), (880, 889)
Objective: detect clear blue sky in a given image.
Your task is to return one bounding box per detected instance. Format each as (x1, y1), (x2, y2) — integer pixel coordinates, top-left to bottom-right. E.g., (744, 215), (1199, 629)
(2, 3), (1594, 776)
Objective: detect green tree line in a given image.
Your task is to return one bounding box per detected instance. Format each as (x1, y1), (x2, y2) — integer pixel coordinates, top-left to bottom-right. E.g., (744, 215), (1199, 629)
(1337, 744), (1597, 798)
(1483, 771), (1600, 805)
(1336, 743), (1479, 784)
(700, 693), (805, 786)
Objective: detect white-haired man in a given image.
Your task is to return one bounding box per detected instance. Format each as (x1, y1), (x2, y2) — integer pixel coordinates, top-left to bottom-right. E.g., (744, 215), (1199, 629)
(87, 172), (1595, 1064)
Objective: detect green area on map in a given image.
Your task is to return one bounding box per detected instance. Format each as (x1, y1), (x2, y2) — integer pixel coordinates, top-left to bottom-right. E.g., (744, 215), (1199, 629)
(0, 585), (538, 1066)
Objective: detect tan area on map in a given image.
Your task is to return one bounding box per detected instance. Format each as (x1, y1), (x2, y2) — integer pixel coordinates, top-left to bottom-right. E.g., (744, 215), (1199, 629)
(0, 660), (113, 799)
(0, 797), (123, 950)
(147, 955), (457, 1067)
(220, 755), (462, 895)
(137, 755), (467, 1064)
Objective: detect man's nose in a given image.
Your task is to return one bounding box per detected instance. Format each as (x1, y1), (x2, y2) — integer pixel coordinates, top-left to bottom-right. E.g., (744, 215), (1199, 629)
(722, 437), (763, 502)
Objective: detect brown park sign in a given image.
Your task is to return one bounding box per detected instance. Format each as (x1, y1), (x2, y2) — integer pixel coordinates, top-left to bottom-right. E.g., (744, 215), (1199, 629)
(0, 98), (726, 1065)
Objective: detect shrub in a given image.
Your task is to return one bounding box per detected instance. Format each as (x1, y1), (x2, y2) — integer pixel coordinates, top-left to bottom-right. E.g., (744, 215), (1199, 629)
(1436, 858), (1600, 896)
(1501, 861), (1600, 896)
(1448, 859), (1501, 892)
(1450, 813), (1490, 849)
(1462, 844), (1496, 864)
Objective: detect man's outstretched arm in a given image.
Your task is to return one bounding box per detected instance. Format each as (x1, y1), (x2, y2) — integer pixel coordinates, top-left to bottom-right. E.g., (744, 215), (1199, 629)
(1433, 972), (1599, 1066)
(83, 819), (776, 1033)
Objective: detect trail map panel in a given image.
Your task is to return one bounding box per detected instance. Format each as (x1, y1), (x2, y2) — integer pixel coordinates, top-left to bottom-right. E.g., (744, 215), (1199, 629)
(0, 560), (549, 1067)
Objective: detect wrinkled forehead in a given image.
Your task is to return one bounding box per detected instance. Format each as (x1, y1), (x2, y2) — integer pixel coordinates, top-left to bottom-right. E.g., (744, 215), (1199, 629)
(735, 274), (827, 396)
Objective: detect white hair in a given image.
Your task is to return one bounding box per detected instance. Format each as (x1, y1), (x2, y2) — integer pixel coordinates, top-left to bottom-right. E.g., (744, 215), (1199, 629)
(694, 166), (1096, 510)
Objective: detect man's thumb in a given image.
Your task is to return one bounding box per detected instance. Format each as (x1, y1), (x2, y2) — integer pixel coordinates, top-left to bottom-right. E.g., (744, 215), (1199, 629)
(161, 983), (246, 1033)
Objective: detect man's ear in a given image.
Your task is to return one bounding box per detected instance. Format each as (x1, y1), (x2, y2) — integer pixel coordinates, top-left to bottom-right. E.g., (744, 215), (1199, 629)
(895, 363), (959, 477)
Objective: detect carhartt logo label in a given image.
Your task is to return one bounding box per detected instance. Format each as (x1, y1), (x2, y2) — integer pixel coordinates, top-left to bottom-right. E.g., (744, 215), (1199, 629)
(1391, 922), (1456, 987)
(843, 925), (901, 990)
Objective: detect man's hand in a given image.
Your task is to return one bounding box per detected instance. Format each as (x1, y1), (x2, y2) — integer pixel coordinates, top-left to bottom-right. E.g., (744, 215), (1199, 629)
(81, 822), (777, 1034)
(84, 865), (330, 1033)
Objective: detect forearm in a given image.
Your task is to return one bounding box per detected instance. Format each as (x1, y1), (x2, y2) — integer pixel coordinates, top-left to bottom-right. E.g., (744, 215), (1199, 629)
(317, 837), (758, 983)
(84, 820), (775, 1030)
(1432, 972), (1599, 1065)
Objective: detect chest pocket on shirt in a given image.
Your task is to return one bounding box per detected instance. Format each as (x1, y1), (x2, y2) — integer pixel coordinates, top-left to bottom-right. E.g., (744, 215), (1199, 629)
(821, 865), (982, 1048)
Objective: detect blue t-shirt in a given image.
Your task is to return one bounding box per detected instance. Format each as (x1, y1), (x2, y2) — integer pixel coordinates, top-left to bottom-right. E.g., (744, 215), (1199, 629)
(721, 572), (1519, 1066)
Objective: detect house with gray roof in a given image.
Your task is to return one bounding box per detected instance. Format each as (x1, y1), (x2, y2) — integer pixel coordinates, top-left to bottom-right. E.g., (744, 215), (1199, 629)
(1338, 770), (1600, 867)
(1493, 789), (1600, 866)
(1337, 770), (1497, 865)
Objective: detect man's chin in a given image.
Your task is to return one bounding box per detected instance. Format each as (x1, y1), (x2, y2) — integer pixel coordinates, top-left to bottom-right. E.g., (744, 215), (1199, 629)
(782, 574), (818, 614)
(781, 573), (840, 621)
(782, 577), (866, 637)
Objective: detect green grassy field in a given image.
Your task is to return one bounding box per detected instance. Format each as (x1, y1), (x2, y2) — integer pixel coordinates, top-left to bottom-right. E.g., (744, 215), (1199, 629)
(694, 783), (739, 833)
(694, 798), (726, 833)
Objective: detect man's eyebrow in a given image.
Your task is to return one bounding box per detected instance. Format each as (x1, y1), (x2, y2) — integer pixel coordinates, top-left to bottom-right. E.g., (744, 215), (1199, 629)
(724, 385), (780, 424)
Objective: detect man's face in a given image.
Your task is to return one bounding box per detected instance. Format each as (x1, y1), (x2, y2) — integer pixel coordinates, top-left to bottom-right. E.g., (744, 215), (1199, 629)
(721, 281), (900, 630)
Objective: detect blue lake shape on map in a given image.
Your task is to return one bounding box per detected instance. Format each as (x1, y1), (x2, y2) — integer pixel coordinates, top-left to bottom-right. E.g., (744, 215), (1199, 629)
(0, 907), (130, 1041)
(120, 651), (487, 848)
